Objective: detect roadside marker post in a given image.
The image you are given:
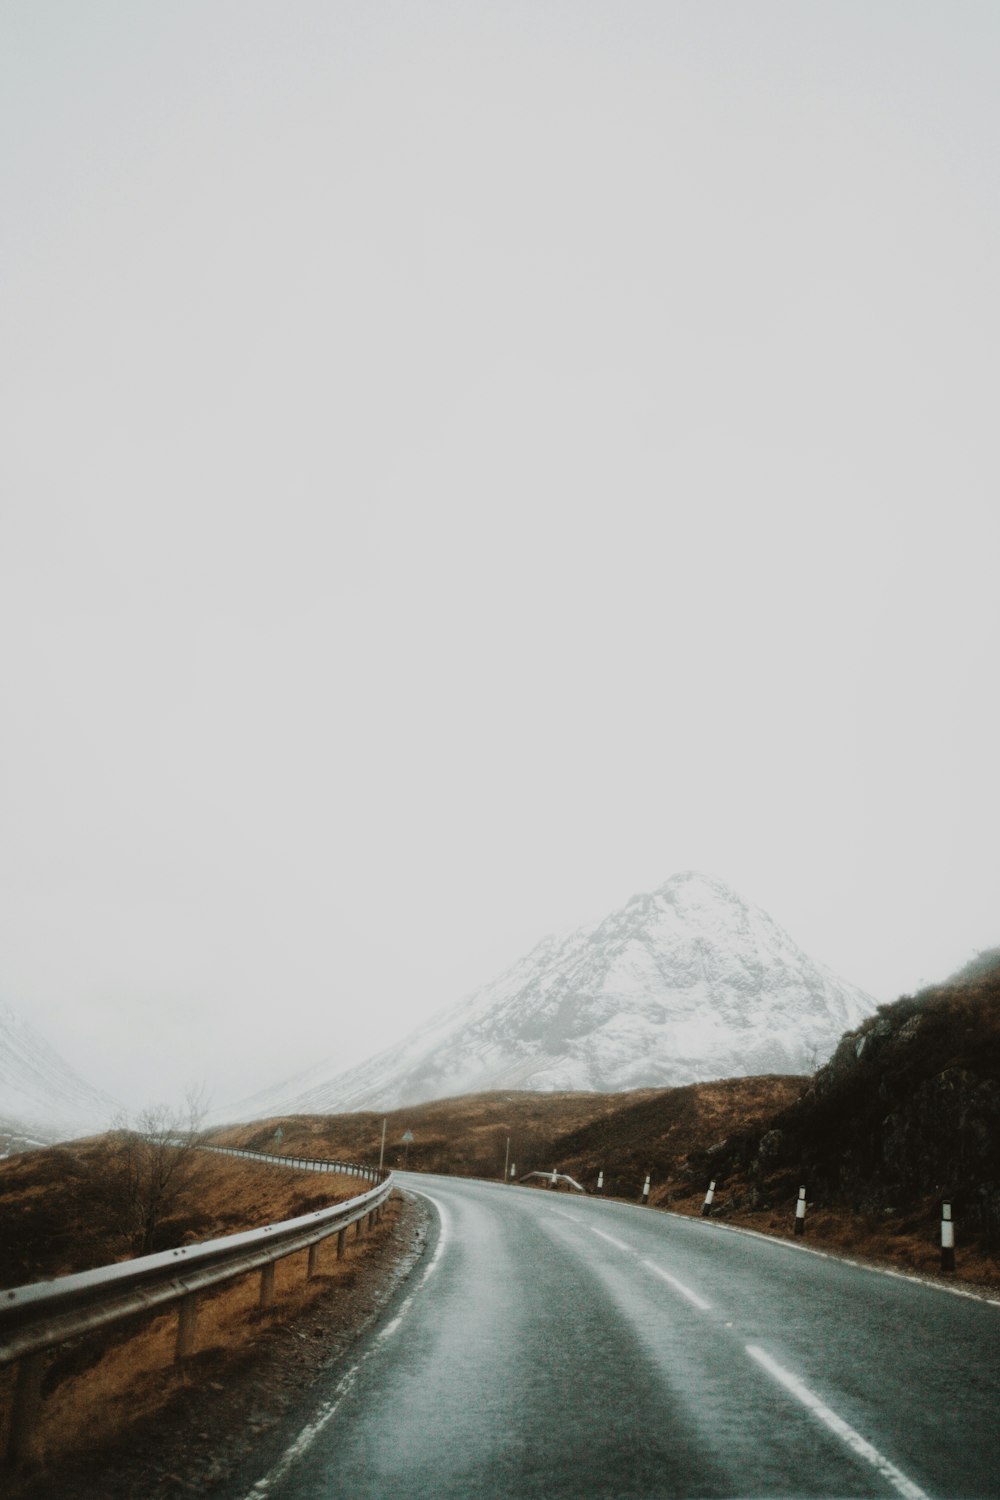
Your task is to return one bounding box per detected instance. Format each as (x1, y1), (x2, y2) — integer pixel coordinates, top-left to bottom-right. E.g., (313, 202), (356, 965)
(941, 1200), (956, 1272)
(701, 1180), (716, 1217)
(641, 1174), (651, 1206)
(597, 1170), (604, 1194)
(510, 1161), (516, 1180)
(794, 1186), (807, 1236)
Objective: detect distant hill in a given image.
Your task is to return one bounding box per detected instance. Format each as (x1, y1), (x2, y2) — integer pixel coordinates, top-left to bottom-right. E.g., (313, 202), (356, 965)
(225, 871), (873, 1117)
(0, 1001), (118, 1145)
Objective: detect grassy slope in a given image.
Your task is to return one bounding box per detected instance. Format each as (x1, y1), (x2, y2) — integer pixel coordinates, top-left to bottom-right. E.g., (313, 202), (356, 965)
(0, 1141), (360, 1287)
(211, 1075), (804, 1199)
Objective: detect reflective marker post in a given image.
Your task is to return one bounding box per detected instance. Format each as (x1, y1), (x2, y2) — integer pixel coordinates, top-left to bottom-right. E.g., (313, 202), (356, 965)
(941, 1200), (955, 1272)
(794, 1186), (807, 1236)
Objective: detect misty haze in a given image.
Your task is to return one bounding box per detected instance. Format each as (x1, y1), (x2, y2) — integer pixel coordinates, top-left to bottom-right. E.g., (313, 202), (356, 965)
(1, 4), (997, 1498)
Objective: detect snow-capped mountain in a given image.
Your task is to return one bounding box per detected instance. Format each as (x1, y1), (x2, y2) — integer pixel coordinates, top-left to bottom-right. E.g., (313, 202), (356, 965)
(0, 1001), (118, 1141)
(227, 872), (876, 1118)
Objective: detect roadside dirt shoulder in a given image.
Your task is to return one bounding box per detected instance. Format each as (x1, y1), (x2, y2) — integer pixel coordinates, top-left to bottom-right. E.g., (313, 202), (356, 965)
(8, 1191), (432, 1500)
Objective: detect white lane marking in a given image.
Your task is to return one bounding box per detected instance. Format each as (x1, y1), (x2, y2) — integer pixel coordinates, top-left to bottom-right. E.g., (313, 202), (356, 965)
(639, 1257), (712, 1311)
(665, 1209), (1000, 1308)
(745, 1344), (930, 1500)
(589, 1226), (712, 1311)
(589, 1226), (631, 1253)
(240, 1193), (450, 1499)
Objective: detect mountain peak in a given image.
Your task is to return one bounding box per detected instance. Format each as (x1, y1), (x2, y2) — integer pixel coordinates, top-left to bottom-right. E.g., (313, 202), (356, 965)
(224, 874), (876, 1119)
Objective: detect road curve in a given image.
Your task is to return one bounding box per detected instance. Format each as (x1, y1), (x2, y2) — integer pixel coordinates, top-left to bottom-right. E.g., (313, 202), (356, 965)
(240, 1174), (1000, 1500)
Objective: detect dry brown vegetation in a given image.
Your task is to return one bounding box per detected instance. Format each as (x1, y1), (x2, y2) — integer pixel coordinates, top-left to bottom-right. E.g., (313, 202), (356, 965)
(0, 1146), (389, 1476)
(212, 1075), (803, 1198)
(0, 1138), (356, 1287)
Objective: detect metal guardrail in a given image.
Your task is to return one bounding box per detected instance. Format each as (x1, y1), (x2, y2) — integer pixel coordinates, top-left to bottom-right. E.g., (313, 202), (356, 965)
(0, 1147), (393, 1467)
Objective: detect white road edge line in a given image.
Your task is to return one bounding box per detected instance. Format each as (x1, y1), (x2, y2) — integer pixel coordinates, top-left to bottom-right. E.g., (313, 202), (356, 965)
(588, 1225), (712, 1311)
(240, 1192), (451, 1500)
(745, 1343), (930, 1500)
(666, 1209), (1000, 1309)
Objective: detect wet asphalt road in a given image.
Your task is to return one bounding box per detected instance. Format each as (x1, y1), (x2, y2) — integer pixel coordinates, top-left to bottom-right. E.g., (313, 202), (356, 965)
(241, 1174), (1000, 1500)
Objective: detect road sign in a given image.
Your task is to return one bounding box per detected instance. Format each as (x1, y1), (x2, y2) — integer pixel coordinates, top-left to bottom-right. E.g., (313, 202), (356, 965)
(401, 1130), (414, 1143)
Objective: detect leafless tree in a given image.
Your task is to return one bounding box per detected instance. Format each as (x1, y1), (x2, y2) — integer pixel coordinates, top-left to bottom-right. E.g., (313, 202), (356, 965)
(90, 1084), (210, 1257)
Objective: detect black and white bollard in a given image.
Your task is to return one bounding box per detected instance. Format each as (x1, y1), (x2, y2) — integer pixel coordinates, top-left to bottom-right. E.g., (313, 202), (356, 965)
(596, 1170), (604, 1194)
(641, 1174), (651, 1206)
(550, 1168), (558, 1190)
(941, 1200), (955, 1272)
(701, 1180), (716, 1217)
(510, 1162), (516, 1181)
(794, 1186), (807, 1235)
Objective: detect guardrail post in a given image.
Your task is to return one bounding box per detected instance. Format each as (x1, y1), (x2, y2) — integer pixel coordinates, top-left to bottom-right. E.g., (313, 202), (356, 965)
(307, 1243), (320, 1280)
(8, 1350), (45, 1469)
(355, 1215), (364, 1239)
(337, 1227), (347, 1259)
(260, 1262), (276, 1309)
(175, 1294), (199, 1362)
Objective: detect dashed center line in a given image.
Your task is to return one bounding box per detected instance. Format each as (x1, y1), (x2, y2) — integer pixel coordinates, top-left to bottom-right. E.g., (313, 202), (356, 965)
(576, 1211), (929, 1495)
(588, 1226), (713, 1311)
(639, 1257), (712, 1311)
(746, 1344), (929, 1500)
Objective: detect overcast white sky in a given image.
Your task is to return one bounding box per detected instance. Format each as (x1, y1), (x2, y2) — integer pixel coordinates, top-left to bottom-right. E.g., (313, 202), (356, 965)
(2, 2), (997, 1112)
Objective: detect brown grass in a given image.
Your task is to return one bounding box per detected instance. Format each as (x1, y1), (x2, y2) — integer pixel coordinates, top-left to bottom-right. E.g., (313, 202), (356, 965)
(210, 1078), (803, 1190)
(0, 1148), (390, 1471)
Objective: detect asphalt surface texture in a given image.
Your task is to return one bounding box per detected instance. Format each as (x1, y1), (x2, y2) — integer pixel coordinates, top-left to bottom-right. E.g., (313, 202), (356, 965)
(237, 1174), (1000, 1500)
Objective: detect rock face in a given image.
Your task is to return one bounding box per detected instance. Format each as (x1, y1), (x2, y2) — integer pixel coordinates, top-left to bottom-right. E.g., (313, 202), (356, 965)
(0, 1001), (117, 1144)
(704, 949), (1000, 1231)
(231, 872), (874, 1117)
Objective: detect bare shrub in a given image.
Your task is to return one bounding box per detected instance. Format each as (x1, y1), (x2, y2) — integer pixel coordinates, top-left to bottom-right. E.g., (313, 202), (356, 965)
(87, 1086), (209, 1257)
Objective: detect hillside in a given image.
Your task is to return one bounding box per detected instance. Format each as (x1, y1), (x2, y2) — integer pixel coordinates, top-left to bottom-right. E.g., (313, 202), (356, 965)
(211, 1076), (804, 1197)
(684, 950), (1000, 1277)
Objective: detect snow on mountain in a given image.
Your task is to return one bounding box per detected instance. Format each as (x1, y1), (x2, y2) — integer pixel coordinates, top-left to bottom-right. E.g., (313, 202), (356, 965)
(0, 1001), (118, 1141)
(225, 873), (876, 1118)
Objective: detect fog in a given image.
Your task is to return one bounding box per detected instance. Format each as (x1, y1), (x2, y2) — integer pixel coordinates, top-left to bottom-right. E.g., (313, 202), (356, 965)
(1, 2), (997, 1111)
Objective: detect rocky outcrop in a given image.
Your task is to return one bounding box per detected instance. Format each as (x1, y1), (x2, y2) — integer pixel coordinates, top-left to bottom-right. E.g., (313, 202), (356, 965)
(696, 950), (1000, 1243)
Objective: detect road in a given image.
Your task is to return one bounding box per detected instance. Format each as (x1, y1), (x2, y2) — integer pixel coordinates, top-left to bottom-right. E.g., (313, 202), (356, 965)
(240, 1174), (1000, 1500)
